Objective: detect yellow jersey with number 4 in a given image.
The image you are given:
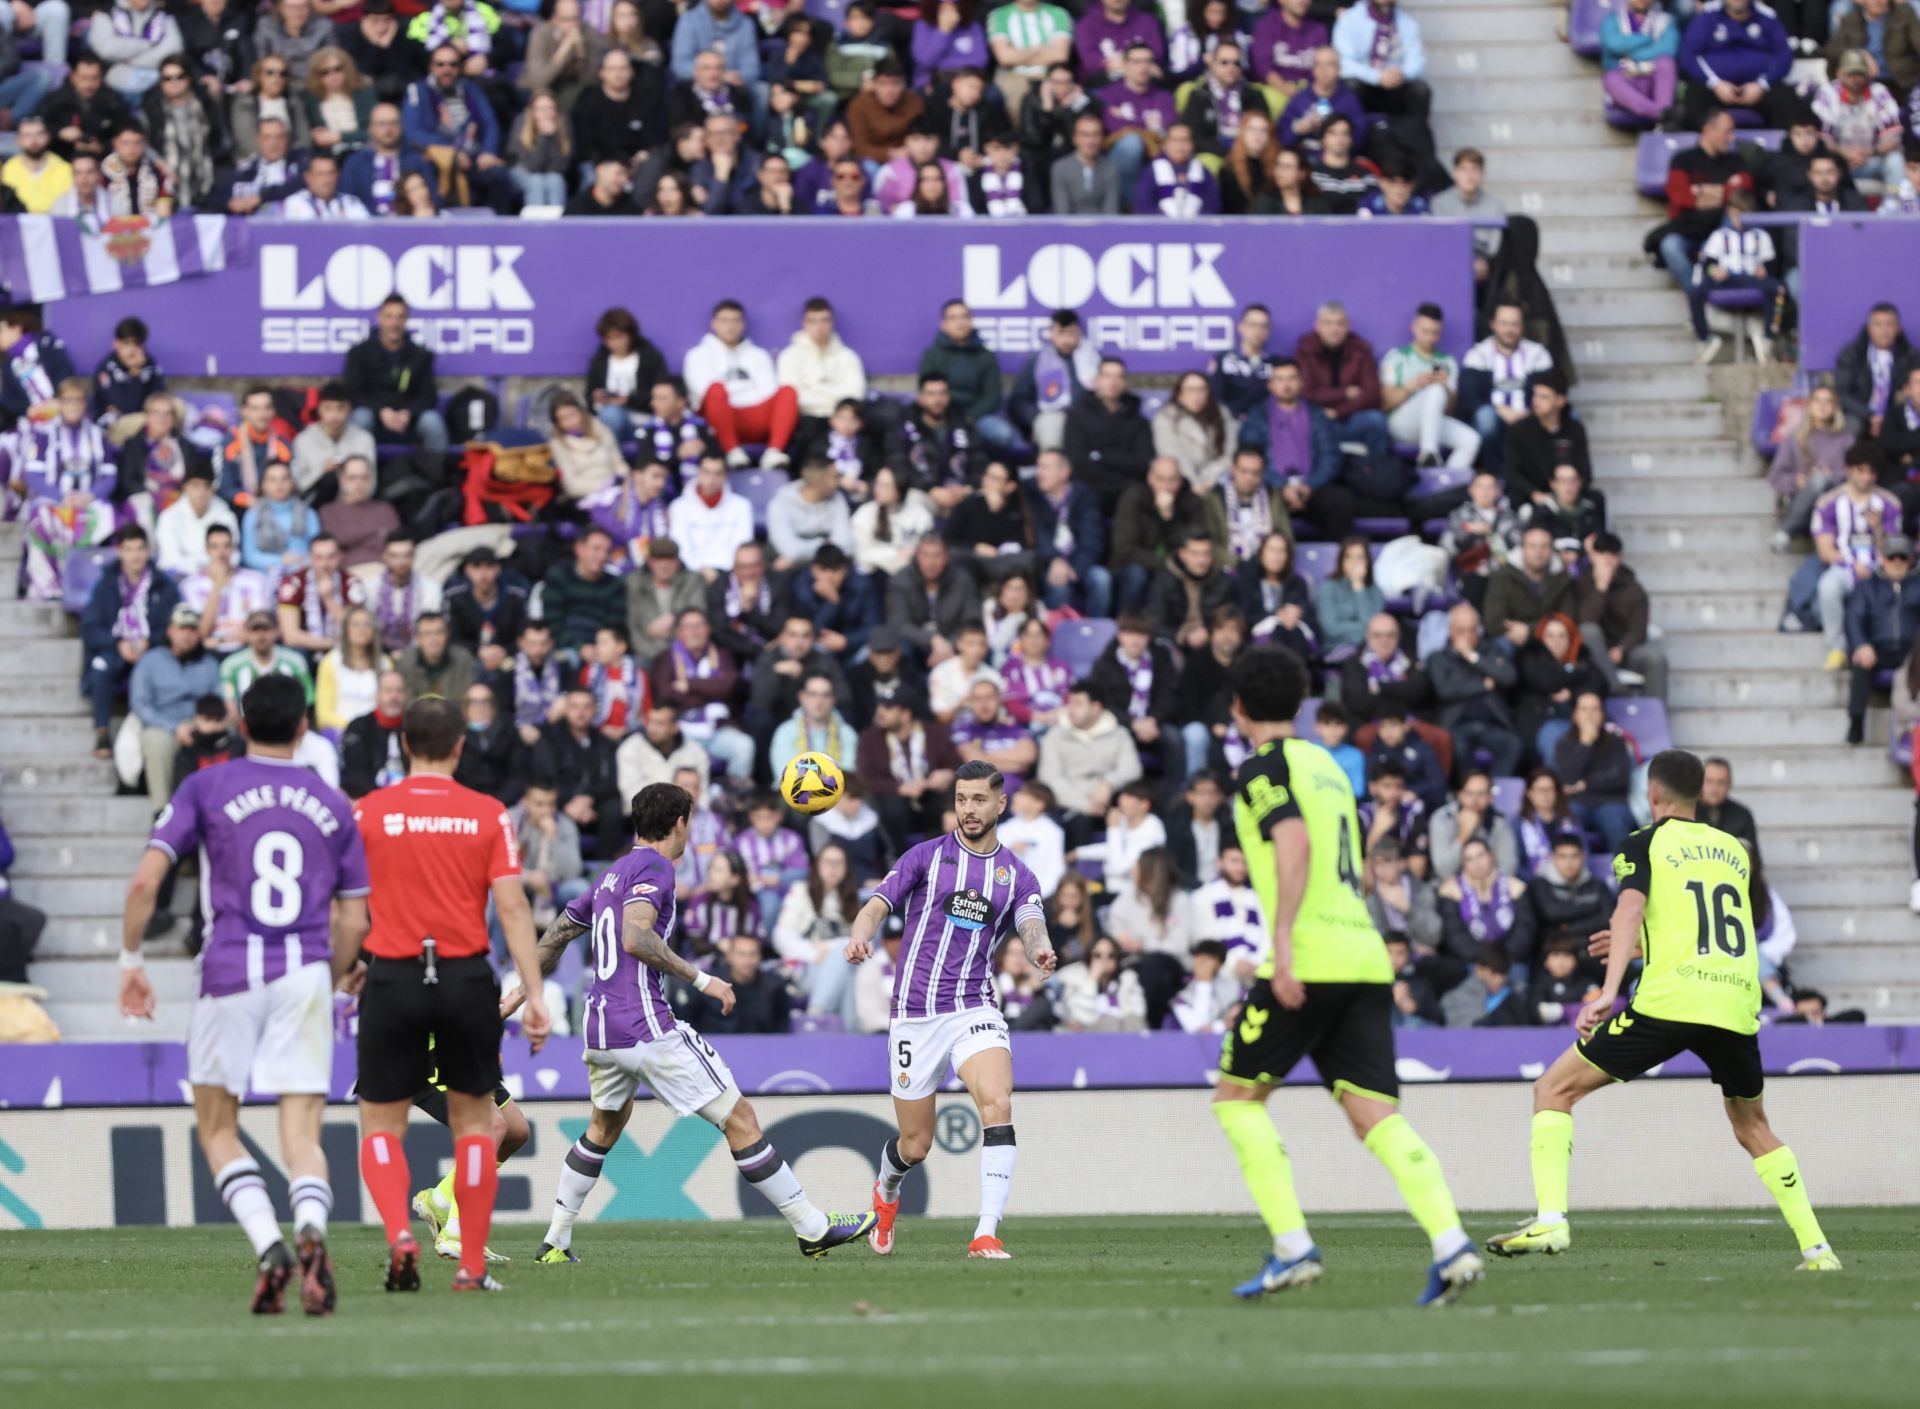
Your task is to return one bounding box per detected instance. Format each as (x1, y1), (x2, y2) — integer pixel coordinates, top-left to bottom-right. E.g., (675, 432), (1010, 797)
(1613, 816), (1761, 1035)
(1232, 736), (1391, 985)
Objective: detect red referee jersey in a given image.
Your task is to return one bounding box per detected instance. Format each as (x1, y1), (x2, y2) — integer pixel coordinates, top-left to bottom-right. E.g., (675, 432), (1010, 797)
(353, 773), (521, 960)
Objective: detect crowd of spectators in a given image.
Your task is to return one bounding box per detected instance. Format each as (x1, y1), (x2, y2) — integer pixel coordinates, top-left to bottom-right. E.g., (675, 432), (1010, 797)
(3, 249), (1711, 1037)
(0, 0), (1476, 219)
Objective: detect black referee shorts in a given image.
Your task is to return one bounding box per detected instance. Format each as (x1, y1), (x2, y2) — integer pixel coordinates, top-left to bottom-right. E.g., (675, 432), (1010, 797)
(355, 954), (504, 1105)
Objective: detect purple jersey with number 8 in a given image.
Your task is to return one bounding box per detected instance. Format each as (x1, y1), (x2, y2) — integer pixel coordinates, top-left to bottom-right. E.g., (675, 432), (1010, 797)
(148, 757), (370, 998)
(566, 843), (680, 1048)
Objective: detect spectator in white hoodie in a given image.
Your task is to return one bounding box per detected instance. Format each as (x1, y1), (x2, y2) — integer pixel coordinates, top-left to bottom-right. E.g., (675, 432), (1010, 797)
(775, 297), (868, 424)
(89, 0), (183, 98)
(666, 454), (756, 577)
(682, 298), (801, 472)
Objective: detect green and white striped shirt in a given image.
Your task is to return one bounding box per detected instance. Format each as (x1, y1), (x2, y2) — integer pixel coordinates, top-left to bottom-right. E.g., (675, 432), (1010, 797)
(988, 2), (1073, 62)
(1380, 342), (1459, 392)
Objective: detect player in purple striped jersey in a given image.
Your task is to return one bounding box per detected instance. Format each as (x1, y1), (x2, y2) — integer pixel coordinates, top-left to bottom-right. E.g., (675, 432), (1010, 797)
(845, 759), (1056, 1259)
(118, 675), (371, 1317)
(517, 782), (877, 1262)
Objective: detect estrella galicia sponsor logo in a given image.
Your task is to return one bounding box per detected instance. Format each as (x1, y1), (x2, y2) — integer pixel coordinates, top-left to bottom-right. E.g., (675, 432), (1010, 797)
(962, 242), (1235, 357)
(259, 243), (536, 356)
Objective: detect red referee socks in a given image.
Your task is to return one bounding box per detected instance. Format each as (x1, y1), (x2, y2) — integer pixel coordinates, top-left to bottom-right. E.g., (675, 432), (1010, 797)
(360, 1132), (412, 1244)
(453, 1135), (498, 1280)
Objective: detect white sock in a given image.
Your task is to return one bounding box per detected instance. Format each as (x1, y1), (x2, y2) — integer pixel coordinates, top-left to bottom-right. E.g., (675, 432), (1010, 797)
(877, 1138), (916, 1201)
(734, 1139), (828, 1241)
(543, 1136), (608, 1251)
(1536, 1211), (1567, 1226)
(973, 1125), (1016, 1241)
(1274, 1228), (1316, 1260)
(1432, 1227), (1472, 1262)
(215, 1158), (284, 1259)
(288, 1176), (332, 1240)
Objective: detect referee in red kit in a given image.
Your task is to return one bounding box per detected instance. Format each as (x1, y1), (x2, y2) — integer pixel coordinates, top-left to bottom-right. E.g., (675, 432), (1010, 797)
(350, 697), (551, 1293)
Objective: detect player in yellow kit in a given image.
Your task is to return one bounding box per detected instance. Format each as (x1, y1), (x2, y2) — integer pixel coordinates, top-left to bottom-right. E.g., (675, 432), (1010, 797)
(1213, 647), (1482, 1306)
(1487, 749), (1840, 1272)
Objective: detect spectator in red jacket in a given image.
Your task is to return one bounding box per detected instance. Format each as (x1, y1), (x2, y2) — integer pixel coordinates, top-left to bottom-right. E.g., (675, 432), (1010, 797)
(1652, 107), (1746, 293)
(1294, 298), (1392, 468)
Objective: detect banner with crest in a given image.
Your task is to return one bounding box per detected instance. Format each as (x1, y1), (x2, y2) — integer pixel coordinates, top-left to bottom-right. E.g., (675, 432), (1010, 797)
(0, 214), (249, 305)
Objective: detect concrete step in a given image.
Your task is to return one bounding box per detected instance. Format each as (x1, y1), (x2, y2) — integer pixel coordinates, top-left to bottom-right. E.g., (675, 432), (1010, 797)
(7, 833), (150, 877)
(1418, 7), (1565, 44)
(1735, 777), (1912, 827)
(1781, 936), (1920, 982)
(1614, 553), (1792, 594)
(1591, 438), (1750, 477)
(1670, 708), (1882, 757)
(1763, 825), (1913, 870)
(1556, 288), (1701, 329)
(40, 993), (191, 1042)
(1819, 985), (1920, 1019)
(1680, 744), (1906, 790)
(31, 954), (198, 1002)
(1669, 671), (1846, 711)
(0, 600), (70, 639)
(1769, 864), (1914, 909)
(11, 876), (146, 914)
(1513, 186), (1662, 221)
(1543, 253), (1677, 289)
(1429, 41), (1594, 80)
(1648, 591), (1784, 633)
(0, 794), (159, 835)
(1433, 77), (1594, 113)
(1537, 217), (1670, 255)
(38, 914), (136, 958)
(1613, 518), (1777, 558)
(0, 638), (85, 673)
(1434, 109), (1630, 148)
(1605, 475), (1774, 514)
(1658, 630), (1832, 672)
(0, 757), (118, 793)
(0, 677), (91, 718)
(1454, 145), (1636, 184)
(0, 716), (106, 753)
(1570, 327), (1715, 367)
(1578, 404), (1728, 441)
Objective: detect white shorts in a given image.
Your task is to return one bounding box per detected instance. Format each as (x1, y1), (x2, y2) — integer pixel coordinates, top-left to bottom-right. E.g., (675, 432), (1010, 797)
(887, 1007), (1011, 1102)
(187, 962), (335, 1098)
(587, 1021), (741, 1122)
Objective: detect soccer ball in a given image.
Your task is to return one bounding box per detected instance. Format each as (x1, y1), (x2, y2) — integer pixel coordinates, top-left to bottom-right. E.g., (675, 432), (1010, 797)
(779, 752), (845, 815)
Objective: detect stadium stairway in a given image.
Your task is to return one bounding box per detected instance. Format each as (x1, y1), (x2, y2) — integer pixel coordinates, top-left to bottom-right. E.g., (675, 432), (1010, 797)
(0, 521), (193, 1041)
(1430, 0), (1918, 1018)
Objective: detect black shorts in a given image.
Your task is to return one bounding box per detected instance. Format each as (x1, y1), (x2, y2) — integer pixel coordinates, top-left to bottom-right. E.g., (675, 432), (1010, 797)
(1577, 1005), (1765, 1100)
(411, 1082), (514, 1126)
(355, 954), (504, 1105)
(1218, 981), (1399, 1102)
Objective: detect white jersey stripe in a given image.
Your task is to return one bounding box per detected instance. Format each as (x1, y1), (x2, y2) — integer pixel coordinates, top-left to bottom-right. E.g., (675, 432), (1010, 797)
(921, 842), (967, 1020)
(895, 843), (943, 1020)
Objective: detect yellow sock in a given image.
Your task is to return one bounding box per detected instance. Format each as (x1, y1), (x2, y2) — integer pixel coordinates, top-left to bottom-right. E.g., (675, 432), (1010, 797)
(433, 1168), (459, 1223)
(1530, 1110), (1574, 1220)
(1754, 1146), (1828, 1254)
(1363, 1114), (1464, 1247)
(1214, 1101), (1309, 1245)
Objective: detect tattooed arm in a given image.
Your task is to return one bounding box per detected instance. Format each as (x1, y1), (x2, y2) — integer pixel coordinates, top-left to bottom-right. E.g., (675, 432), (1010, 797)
(626, 900), (735, 1015)
(1017, 912), (1057, 976)
(535, 910), (589, 979)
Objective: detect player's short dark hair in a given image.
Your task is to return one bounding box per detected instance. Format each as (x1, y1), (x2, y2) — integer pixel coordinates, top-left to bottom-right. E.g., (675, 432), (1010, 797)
(630, 781), (693, 843)
(242, 674), (308, 746)
(954, 759), (1004, 792)
(1647, 748), (1705, 806)
(1229, 646), (1308, 724)
(402, 697), (464, 763)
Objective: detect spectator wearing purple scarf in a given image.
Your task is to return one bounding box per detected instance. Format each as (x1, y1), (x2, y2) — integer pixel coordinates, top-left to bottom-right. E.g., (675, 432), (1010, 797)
(1075, 0), (1166, 84)
(1132, 122), (1221, 216)
(1099, 41), (1178, 202)
(1251, 0), (1327, 95)
(1330, 0), (1430, 123)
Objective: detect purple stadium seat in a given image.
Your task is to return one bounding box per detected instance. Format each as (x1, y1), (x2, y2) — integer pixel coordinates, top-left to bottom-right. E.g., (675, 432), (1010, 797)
(1751, 387), (1790, 457)
(1492, 775), (1524, 819)
(1295, 541), (1340, 581)
(1297, 697), (1321, 731)
(1568, 0), (1614, 60)
(1137, 391), (1168, 422)
(1607, 697), (1672, 756)
(1639, 130), (1784, 197)
(1706, 287), (1768, 313)
(1053, 617), (1117, 679)
(1414, 464), (1472, 499)
(179, 389), (236, 424)
(1355, 516), (1412, 539)
(1605, 98), (1658, 132)
(1892, 714), (1914, 770)
(794, 1013), (845, 1034)
(805, 0), (849, 22)
(728, 469), (784, 532)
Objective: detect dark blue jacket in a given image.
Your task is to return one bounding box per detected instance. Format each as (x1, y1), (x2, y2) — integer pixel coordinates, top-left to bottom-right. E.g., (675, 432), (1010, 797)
(340, 147), (437, 211)
(402, 77), (501, 158)
(786, 568), (881, 659)
(1678, 2), (1792, 90)
(1023, 478), (1108, 582)
(0, 331), (76, 421)
(1844, 572), (1920, 656)
(1234, 397), (1343, 489)
(1207, 345), (1276, 420)
(80, 565), (182, 671)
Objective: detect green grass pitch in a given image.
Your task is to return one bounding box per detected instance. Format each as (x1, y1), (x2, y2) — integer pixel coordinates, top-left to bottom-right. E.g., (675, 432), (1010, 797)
(3, 1211), (1917, 1409)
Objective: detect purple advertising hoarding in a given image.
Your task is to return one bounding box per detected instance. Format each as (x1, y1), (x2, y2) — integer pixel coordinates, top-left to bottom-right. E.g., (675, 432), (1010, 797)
(1, 1026), (1910, 1109)
(37, 217), (1476, 379)
(1798, 219), (1919, 370)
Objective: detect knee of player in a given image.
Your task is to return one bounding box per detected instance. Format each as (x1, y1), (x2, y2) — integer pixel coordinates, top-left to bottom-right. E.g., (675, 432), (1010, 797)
(497, 1103), (531, 1159)
(897, 1129), (934, 1164)
(976, 1094), (1013, 1127)
(722, 1097), (764, 1145)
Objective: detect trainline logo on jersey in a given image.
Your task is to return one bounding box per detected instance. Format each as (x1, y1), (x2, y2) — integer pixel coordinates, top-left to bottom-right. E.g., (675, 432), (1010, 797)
(962, 242), (1236, 355)
(257, 242), (536, 356)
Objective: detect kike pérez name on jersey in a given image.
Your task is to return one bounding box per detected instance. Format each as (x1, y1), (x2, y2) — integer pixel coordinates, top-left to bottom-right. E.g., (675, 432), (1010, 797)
(219, 784), (345, 836)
